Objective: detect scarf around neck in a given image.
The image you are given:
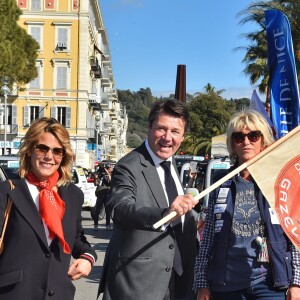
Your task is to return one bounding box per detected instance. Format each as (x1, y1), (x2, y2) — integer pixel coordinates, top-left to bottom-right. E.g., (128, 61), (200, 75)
(25, 171), (71, 254)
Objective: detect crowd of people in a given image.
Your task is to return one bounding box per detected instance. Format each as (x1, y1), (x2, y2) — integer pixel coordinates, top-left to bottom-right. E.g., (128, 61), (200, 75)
(0, 99), (299, 300)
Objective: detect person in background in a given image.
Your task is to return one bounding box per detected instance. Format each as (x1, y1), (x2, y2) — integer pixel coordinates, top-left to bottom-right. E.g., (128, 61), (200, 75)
(0, 117), (97, 300)
(98, 99), (198, 300)
(194, 109), (300, 300)
(93, 163), (113, 230)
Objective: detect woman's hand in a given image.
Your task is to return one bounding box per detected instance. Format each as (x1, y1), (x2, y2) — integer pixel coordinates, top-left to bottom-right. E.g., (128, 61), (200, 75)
(68, 258), (92, 281)
(197, 288), (210, 300)
(286, 285), (300, 300)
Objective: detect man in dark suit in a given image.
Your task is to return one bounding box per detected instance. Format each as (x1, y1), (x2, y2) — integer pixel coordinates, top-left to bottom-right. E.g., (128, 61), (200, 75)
(98, 100), (197, 300)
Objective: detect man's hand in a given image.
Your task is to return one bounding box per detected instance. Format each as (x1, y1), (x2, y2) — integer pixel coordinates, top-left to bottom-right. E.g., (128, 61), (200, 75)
(68, 258), (92, 281)
(164, 193), (197, 221)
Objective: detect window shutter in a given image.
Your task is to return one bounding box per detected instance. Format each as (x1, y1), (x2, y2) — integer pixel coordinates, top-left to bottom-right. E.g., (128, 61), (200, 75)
(30, 65), (40, 88)
(23, 106), (29, 126)
(39, 106), (44, 118)
(58, 28), (68, 43)
(66, 107), (71, 128)
(57, 66), (67, 89)
(12, 106), (17, 125)
(51, 107), (57, 119)
(31, 27), (41, 46)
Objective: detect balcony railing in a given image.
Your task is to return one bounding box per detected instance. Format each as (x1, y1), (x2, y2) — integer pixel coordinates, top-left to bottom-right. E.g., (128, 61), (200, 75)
(88, 93), (100, 106)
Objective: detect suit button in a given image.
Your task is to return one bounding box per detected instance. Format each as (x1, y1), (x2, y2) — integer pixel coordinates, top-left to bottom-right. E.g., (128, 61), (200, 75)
(48, 291), (54, 296)
(166, 267), (171, 272)
(169, 244), (175, 249)
(45, 253), (51, 258)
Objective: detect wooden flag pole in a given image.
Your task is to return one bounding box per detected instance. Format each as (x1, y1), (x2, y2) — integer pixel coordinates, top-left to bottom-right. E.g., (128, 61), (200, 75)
(153, 125), (300, 229)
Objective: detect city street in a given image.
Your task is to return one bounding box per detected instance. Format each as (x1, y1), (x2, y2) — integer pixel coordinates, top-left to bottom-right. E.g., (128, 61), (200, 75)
(73, 210), (112, 300)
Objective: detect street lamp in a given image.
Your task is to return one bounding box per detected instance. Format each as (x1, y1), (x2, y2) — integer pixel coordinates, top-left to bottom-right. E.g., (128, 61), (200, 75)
(95, 113), (101, 162)
(1, 78), (11, 155)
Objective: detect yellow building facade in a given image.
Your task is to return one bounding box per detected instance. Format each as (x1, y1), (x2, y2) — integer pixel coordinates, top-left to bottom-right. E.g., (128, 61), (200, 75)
(1, 0), (127, 168)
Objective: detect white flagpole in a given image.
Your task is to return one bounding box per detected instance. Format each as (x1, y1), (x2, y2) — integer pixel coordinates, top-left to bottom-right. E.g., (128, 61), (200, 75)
(153, 125), (300, 229)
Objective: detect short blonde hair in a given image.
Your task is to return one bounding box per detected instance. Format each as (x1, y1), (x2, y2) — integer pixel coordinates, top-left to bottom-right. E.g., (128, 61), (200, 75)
(19, 118), (75, 185)
(226, 109), (274, 163)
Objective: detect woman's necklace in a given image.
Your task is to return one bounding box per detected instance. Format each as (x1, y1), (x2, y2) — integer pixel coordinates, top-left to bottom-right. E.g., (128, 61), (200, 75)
(255, 222), (269, 262)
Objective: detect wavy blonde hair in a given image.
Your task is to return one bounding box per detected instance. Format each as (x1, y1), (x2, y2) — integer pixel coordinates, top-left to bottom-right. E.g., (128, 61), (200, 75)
(19, 118), (75, 185)
(226, 109), (274, 163)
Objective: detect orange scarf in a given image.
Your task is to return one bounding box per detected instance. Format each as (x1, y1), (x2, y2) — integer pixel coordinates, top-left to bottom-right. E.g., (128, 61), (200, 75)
(25, 171), (71, 254)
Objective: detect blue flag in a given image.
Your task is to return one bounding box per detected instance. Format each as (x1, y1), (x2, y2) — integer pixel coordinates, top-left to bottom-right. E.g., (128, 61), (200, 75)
(265, 9), (300, 138)
(249, 90), (277, 138)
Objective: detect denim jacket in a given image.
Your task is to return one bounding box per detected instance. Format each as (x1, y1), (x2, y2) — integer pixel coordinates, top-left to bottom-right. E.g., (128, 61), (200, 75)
(207, 180), (293, 288)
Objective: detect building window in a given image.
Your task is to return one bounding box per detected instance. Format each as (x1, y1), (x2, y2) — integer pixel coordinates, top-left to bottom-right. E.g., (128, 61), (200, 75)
(51, 60), (71, 91)
(51, 107), (71, 128)
(30, 106), (40, 121)
(31, 0), (41, 11)
(23, 106), (44, 126)
(57, 66), (67, 89)
(52, 22), (72, 52)
(56, 27), (68, 51)
(29, 64), (41, 89)
(57, 107), (66, 124)
(29, 26), (41, 48)
(0, 105), (18, 135)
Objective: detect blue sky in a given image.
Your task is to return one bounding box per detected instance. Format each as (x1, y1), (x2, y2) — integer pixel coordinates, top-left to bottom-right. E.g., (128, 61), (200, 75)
(99, 0), (260, 100)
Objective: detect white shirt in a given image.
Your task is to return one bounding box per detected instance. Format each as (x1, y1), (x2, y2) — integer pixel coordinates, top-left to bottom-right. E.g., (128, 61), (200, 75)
(26, 179), (52, 246)
(145, 139), (185, 225)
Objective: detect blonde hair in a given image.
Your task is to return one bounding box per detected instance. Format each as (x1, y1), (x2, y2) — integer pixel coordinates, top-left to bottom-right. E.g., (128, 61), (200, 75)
(19, 118), (75, 185)
(226, 109), (274, 163)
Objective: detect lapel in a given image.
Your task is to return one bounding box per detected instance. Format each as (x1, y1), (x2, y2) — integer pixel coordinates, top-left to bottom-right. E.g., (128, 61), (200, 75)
(138, 144), (168, 208)
(58, 185), (70, 229)
(8, 179), (50, 249)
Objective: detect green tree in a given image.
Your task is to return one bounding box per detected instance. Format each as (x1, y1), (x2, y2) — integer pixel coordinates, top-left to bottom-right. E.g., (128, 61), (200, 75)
(203, 83), (225, 96)
(181, 90), (236, 156)
(0, 0), (39, 86)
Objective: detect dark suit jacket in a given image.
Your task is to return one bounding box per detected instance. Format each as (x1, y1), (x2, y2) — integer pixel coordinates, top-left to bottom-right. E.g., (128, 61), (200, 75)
(98, 142), (197, 300)
(0, 179), (96, 300)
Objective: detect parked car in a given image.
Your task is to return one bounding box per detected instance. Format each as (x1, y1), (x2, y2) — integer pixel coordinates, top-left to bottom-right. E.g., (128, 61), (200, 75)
(179, 157), (232, 207)
(72, 166), (97, 217)
(0, 155), (20, 179)
(174, 155), (205, 175)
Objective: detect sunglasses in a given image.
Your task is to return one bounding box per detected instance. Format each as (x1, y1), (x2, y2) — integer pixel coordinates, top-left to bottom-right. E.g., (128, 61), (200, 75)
(232, 131), (262, 144)
(34, 144), (66, 158)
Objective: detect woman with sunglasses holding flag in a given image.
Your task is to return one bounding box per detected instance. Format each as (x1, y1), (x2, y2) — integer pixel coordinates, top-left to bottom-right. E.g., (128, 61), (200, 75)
(0, 117), (97, 300)
(194, 109), (300, 300)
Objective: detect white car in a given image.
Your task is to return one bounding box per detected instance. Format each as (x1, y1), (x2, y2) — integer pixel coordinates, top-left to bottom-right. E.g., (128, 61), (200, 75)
(72, 166), (97, 215)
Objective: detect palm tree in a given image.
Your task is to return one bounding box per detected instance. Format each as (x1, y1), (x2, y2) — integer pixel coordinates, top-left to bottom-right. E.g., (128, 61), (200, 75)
(237, 0), (300, 100)
(203, 83), (225, 96)
(193, 83), (225, 98)
(181, 133), (211, 156)
(181, 118), (227, 156)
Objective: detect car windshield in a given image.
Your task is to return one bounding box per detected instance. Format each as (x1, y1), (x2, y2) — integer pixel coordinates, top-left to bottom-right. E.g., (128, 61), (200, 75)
(3, 167), (20, 179)
(0, 157), (20, 179)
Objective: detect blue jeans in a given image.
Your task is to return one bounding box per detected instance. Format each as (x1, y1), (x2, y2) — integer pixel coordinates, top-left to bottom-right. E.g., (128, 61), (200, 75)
(211, 279), (287, 300)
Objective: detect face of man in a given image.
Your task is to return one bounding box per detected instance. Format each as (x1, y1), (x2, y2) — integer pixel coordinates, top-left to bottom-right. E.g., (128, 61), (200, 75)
(148, 112), (185, 160)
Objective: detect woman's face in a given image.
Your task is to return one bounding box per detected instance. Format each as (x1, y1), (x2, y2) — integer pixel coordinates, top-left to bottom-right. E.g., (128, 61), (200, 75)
(29, 132), (64, 181)
(232, 126), (265, 164)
